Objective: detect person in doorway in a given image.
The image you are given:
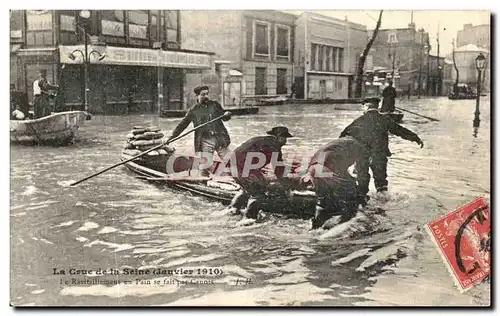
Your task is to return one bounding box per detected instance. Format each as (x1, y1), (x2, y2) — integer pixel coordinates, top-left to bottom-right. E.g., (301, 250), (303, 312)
(228, 126), (294, 219)
(166, 85), (232, 177)
(33, 69), (58, 119)
(340, 97), (424, 203)
(290, 82), (297, 101)
(300, 136), (368, 229)
(381, 80), (397, 113)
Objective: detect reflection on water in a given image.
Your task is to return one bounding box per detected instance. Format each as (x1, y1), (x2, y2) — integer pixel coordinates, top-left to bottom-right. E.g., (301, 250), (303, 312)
(10, 97), (490, 306)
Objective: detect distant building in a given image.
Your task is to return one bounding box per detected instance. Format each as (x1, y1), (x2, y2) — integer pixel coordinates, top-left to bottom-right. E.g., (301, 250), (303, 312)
(457, 23), (490, 51)
(9, 10), (215, 114)
(181, 10), (296, 106)
(450, 44), (490, 92)
(369, 23), (430, 96)
(294, 12), (368, 99)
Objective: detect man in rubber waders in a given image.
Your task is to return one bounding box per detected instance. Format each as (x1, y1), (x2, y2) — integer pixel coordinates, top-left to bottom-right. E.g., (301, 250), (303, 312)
(228, 126), (294, 219)
(166, 85), (232, 177)
(340, 97), (424, 203)
(300, 136), (368, 229)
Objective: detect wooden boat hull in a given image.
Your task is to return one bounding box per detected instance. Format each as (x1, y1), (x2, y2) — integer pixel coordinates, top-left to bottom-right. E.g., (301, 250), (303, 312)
(10, 111), (88, 145)
(382, 110), (404, 123)
(121, 150), (317, 218)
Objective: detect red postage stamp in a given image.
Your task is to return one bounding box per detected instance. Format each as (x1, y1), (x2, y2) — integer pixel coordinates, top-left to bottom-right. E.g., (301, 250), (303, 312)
(426, 197), (490, 293)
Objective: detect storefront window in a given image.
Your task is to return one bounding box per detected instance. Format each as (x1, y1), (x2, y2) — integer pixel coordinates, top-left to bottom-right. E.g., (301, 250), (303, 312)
(26, 10), (53, 46)
(101, 10), (125, 44)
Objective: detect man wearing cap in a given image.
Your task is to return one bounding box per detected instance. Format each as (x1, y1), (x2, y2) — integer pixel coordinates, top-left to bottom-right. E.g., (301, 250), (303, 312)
(33, 69), (59, 119)
(300, 136), (368, 229)
(228, 126), (294, 219)
(340, 97), (424, 202)
(167, 85), (231, 177)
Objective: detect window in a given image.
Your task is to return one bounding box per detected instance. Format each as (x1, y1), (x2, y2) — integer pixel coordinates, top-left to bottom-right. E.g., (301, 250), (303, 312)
(255, 67), (267, 95)
(311, 44), (316, 70)
(254, 22), (269, 56)
(310, 43), (344, 72)
(101, 10), (125, 43)
(10, 10), (23, 40)
(26, 10), (53, 46)
(150, 11), (159, 41)
(277, 69), (287, 94)
(59, 11), (77, 44)
(128, 10), (148, 39)
(276, 25), (289, 58)
(387, 32), (398, 44)
(338, 48), (344, 72)
(165, 10), (179, 44)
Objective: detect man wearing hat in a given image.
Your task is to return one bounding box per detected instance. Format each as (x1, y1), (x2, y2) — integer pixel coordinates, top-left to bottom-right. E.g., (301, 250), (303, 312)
(33, 69), (59, 119)
(300, 136), (368, 229)
(167, 85), (231, 177)
(228, 126), (294, 219)
(340, 97), (424, 202)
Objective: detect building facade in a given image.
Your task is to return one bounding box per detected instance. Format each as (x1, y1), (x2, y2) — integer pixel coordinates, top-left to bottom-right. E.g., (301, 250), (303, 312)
(427, 55), (445, 96)
(9, 10), (215, 114)
(370, 24), (430, 96)
(457, 23), (490, 51)
(450, 44), (490, 92)
(294, 12), (368, 99)
(181, 10), (295, 106)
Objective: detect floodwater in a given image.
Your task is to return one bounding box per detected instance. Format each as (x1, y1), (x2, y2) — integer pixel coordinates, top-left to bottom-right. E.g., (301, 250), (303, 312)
(10, 97), (490, 306)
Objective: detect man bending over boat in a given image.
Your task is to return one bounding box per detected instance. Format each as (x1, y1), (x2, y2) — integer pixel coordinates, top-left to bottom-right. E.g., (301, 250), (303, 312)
(300, 136), (368, 229)
(227, 126), (294, 219)
(166, 85), (232, 177)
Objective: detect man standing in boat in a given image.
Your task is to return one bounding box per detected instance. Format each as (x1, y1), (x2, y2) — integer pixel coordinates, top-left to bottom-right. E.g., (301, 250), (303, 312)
(33, 69), (58, 119)
(227, 126), (294, 219)
(340, 97), (424, 202)
(380, 80), (397, 113)
(166, 85), (232, 177)
(300, 136), (368, 229)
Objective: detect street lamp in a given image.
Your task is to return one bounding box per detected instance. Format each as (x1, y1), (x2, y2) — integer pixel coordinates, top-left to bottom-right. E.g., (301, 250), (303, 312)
(473, 52), (486, 128)
(69, 10), (106, 115)
(153, 41), (164, 117)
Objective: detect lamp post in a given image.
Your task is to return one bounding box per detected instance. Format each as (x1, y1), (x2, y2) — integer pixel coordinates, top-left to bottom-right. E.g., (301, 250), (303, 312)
(68, 10), (106, 114)
(473, 52), (486, 128)
(425, 44), (431, 96)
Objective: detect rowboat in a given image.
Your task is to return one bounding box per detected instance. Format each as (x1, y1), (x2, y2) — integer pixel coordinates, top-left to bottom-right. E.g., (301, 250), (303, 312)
(10, 111), (88, 145)
(381, 110), (404, 123)
(120, 128), (317, 218)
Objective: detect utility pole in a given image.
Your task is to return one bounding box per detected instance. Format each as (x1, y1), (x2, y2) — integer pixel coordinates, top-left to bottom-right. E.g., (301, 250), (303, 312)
(436, 22), (441, 96)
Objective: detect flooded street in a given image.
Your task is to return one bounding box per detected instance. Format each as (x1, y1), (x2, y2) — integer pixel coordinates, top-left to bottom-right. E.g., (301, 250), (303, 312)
(10, 97), (490, 306)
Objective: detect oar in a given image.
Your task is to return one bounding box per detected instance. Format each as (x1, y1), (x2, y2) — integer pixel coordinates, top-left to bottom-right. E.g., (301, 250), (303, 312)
(395, 106), (440, 122)
(70, 111), (231, 186)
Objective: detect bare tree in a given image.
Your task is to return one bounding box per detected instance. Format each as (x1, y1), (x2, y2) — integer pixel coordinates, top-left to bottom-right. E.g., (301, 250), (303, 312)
(452, 38), (459, 94)
(354, 10), (383, 98)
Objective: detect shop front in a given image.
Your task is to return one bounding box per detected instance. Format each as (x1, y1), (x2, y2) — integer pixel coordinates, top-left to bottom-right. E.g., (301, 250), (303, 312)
(58, 45), (213, 114)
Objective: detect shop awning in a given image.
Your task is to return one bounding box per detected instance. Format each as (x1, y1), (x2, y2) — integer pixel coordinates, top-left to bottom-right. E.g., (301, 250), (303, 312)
(59, 45), (213, 69)
(10, 44), (21, 53)
(229, 69), (243, 76)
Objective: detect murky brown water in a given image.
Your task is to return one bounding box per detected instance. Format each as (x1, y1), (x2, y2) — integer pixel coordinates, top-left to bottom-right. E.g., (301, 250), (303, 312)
(10, 97), (490, 306)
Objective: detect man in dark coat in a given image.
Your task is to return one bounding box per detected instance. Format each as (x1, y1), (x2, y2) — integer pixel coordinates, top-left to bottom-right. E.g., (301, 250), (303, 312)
(33, 69), (58, 119)
(228, 126), (293, 219)
(167, 85), (231, 177)
(301, 136), (368, 229)
(340, 97), (424, 203)
(381, 80), (397, 112)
